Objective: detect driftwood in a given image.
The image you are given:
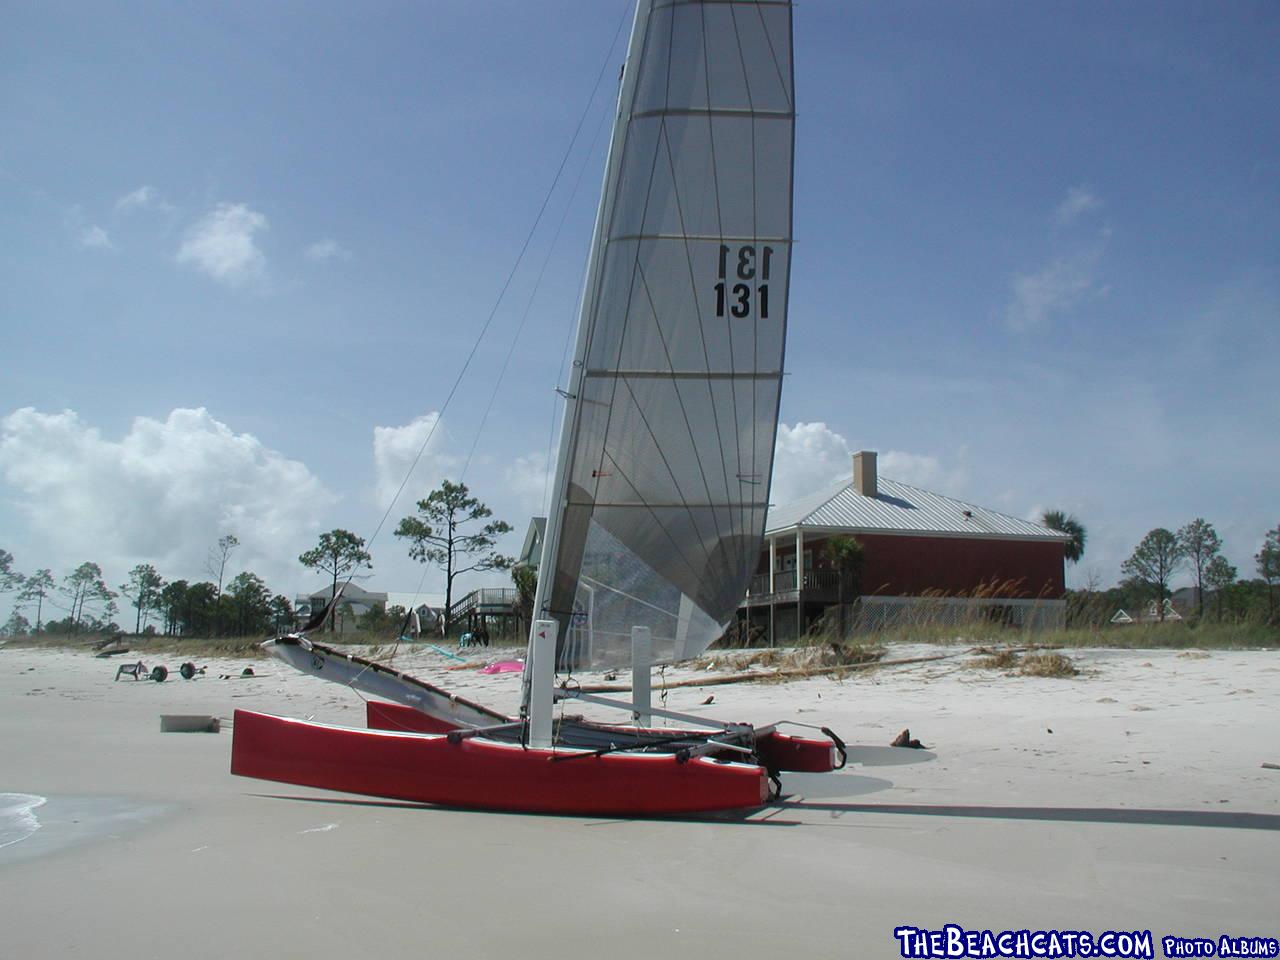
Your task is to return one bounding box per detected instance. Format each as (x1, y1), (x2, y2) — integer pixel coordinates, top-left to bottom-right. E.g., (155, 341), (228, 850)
(572, 652), (955, 694)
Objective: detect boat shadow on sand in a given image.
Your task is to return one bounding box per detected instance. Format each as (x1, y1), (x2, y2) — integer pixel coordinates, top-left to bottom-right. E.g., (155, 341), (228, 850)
(249, 778), (1280, 833)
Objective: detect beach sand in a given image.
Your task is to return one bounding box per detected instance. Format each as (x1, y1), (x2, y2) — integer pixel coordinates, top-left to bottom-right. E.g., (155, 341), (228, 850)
(1, 643), (1276, 958)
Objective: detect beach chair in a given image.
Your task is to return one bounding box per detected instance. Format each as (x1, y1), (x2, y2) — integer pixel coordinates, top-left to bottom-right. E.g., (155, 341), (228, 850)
(115, 661), (147, 681)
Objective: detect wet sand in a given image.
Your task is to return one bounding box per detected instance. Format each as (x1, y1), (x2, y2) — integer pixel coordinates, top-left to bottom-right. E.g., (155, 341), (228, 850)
(1, 644), (1277, 958)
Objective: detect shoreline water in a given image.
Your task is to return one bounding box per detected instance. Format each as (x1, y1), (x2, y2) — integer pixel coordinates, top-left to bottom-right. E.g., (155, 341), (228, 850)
(0, 793), (46, 850)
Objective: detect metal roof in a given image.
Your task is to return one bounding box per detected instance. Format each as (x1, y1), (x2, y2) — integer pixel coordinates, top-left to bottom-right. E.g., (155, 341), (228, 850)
(764, 476), (1071, 543)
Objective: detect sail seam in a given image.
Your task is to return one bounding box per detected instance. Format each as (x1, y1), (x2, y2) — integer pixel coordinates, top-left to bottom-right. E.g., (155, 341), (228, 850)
(631, 107), (793, 119)
(610, 232), (790, 242)
(654, 0), (790, 8)
(584, 369), (782, 379)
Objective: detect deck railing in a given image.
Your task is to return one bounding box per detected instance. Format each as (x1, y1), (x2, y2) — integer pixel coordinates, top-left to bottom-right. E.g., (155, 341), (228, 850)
(747, 569), (843, 598)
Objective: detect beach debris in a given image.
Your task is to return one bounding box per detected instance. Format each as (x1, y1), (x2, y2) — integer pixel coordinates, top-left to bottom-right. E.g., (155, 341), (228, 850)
(114, 661), (152, 681)
(160, 714), (220, 733)
(427, 643), (466, 663)
(479, 659), (524, 675)
(94, 647), (132, 658)
(700, 695), (714, 705)
(216, 667), (260, 680)
(90, 633), (126, 651)
(1262, 762), (1280, 771)
(973, 648), (1020, 670)
(1047, 728), (1054, 734)
(891, 728), (927, 750)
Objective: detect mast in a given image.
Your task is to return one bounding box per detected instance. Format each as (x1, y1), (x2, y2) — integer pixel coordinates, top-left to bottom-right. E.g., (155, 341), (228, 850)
(524, 0), (651, 709)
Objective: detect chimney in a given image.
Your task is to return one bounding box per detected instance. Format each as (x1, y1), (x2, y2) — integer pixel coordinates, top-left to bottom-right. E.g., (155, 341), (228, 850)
(852, 450), (878, 498)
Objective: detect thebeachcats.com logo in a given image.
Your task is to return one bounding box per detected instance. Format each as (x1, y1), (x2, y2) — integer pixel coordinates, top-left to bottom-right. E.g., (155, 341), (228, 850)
(892, 926), (1280, 959)
(893, 925), (1155, 959)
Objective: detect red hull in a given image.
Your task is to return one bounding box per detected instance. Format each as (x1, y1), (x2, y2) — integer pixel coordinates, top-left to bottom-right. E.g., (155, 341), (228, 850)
(231, 709), (769, 816)
(364, 701), (837, 773)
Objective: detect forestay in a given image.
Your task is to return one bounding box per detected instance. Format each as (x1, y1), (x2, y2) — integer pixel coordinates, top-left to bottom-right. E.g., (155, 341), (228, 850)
(537, 0), (795, 670)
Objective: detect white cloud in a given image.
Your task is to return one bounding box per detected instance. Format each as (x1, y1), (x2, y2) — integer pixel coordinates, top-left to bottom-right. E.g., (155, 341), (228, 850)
(771, 422), (853, 504)
(304, 238), (351, 262)
(78, 225), (115, 251)
(1055, 185), (1101, 225)
(0, 407), (335, 591)
(372, 413), (459, 509)
(770, 422), (963, 504)
(879, 449), (965, 492)
(503, 452), (550, 517)
(1005, 236), (1107, 332)
(176, 202), (268, 285)
(115, 185), (173, 214)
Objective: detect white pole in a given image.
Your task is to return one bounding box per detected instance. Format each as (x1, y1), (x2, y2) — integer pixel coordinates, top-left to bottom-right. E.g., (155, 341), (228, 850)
(528, 619), (557, 748)
(631, 625), (651, 726)
(520, 0), (651, 716)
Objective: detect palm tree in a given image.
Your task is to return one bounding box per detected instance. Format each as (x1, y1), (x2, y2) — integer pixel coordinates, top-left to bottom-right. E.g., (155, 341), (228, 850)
(824, 536), (865, 639)
(1042, 510), (1087, 565)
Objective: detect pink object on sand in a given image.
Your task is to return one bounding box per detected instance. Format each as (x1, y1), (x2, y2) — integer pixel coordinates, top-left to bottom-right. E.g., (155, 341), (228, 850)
(479, 660), (524, 675)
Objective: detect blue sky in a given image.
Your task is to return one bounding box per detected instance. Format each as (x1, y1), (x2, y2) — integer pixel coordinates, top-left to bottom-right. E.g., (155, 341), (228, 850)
(3, 1), (1278, 616)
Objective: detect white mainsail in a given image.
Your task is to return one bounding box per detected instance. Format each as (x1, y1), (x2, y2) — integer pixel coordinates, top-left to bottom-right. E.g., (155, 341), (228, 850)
(533, 0), (795, 670)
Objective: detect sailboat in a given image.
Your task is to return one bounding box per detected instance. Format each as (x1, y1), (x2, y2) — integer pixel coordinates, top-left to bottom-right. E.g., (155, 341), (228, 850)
(232, 0), (845, 816)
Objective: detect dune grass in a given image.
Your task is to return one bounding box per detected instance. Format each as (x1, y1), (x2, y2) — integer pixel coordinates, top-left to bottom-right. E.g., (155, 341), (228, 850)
(865, 620), (1277, 650)
(1019, 651), (1079, 678)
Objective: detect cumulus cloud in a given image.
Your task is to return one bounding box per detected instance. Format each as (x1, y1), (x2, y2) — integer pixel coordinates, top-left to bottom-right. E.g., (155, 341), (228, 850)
(115, 185), (173, 214)
(770, 422), (962, 504)
(771, 422), (853, 504)
(372, 413), (460, 509)
(304, 238), (351, 262)
(176, 202), (268, 285)
(0, 407), (335, 590)
(78, 225), (115, 250)
(1055, 185), (1101, 225)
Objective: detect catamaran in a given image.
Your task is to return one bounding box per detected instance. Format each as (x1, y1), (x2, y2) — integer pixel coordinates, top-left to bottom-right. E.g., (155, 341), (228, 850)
(232, 0), (846, 816)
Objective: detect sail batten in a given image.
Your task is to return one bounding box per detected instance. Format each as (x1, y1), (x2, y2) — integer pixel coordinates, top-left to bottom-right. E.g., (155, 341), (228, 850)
(532, 0), (794, 670)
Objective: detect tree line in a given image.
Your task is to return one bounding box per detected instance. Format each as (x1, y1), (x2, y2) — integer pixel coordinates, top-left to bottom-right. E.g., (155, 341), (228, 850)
(1040, 512), (1280, 626)
(0, 537), (296, 639)
(0, 479), (517, 640)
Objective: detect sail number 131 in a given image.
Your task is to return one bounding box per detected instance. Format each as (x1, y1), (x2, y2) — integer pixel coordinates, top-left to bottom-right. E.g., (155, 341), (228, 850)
(715, 244), (772, 319)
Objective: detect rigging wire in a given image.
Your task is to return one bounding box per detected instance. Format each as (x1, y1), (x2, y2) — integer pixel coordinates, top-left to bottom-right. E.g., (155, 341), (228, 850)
(459, 94), (614, 485)
(364, 0), (631, 556)
(315, 2), (634, 639)
(387, 4), (631, 648)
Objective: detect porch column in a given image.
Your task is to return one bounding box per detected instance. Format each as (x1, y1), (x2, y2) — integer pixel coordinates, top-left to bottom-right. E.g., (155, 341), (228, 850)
(795, 526), (804, 638)
(768, 536), (777, 594)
